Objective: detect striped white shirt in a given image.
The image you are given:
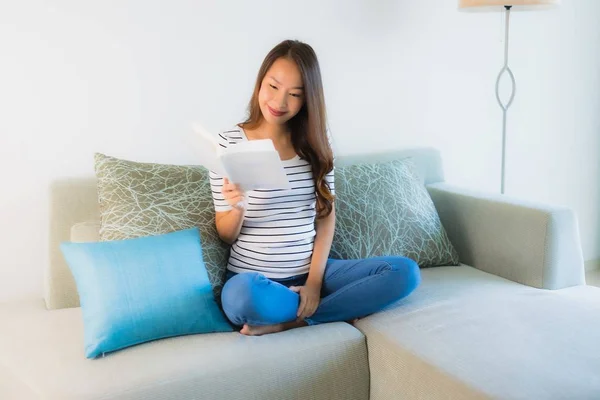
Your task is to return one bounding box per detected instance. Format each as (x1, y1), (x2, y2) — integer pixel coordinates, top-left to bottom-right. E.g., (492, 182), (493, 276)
(209, 126), (335, 279)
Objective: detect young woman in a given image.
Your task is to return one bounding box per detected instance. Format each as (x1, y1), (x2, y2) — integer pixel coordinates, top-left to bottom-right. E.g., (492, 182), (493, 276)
(210, 40), (421, 336)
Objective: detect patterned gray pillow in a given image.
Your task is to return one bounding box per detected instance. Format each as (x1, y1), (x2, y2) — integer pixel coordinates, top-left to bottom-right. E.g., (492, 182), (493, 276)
(330, 158), (459, 267)
(94, 153), (229, 298)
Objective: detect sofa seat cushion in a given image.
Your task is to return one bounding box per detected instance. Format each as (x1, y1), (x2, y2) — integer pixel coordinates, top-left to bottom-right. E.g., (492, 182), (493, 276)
(357, 265), (600, 400)
(0, 300), (369, 400)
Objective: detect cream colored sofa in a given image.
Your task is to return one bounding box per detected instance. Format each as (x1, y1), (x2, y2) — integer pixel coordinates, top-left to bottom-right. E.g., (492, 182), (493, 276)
(1, 149), (599, 400)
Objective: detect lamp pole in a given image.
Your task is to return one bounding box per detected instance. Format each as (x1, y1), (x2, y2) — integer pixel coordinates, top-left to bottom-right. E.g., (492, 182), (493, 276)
(496, 5), (516, 194)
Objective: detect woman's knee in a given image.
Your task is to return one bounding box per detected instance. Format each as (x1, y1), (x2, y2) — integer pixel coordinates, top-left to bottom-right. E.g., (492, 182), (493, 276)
(221, 272), (264, 325)
(385, 256), (421, 298)
(220, 272), (299, 326)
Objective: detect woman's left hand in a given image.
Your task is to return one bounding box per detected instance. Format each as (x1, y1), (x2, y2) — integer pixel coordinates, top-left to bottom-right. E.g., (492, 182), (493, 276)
(290, 282), (321, 321)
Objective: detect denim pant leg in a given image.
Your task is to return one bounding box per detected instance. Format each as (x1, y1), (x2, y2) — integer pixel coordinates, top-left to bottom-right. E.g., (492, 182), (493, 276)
(306, 256), (421, 325)
(220, 272), (300, 326)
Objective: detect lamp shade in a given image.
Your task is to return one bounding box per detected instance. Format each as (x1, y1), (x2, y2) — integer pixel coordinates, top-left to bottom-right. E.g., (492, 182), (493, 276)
(459, 0), (560, 11)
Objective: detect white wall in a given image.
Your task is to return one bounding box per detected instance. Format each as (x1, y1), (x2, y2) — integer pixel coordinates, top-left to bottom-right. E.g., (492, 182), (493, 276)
(1, 0), (599, 302)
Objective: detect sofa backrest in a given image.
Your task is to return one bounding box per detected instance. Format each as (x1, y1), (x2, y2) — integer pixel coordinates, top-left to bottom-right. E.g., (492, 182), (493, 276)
(46, 147), (444, 310)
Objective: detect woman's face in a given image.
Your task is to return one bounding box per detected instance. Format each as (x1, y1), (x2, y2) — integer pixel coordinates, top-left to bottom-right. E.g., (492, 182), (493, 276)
(258, 57), (305, 126)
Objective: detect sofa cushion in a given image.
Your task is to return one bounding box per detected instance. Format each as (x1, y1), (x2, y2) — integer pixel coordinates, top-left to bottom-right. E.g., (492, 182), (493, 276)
(330, 158), (459, 267)
(356, 265), (600, 400)
(61, 228), (233, 359)
(0, 300), (369, 400)
(94, 153), (229, 299)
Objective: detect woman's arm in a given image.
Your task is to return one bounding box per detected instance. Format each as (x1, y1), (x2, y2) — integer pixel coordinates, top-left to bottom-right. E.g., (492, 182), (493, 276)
(293, 203), (336, 320)
(307, 203), (336, 286)
(215, 208), (245, 245)
(215, 177), (247, 244)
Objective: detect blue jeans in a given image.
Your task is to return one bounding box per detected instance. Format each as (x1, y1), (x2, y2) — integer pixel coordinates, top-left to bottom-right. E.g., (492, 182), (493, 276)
(220, 256), (421, 326)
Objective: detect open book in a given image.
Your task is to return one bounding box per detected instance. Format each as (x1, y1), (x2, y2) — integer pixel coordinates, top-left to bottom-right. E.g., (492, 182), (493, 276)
(190, 123), (292, 191)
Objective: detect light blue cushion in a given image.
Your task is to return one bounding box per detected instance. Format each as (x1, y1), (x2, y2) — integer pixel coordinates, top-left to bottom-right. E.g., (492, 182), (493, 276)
(61, 227), (233, 359)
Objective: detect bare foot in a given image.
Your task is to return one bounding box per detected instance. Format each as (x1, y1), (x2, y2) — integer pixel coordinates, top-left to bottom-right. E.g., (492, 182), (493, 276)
(240, 323), (283, 336)
(240, 320), (307, 336)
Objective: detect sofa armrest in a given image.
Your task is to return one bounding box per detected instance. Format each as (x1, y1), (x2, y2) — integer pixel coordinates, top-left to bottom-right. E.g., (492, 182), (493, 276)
(427, 183), (585, 289)
(70, 220), (101, 243)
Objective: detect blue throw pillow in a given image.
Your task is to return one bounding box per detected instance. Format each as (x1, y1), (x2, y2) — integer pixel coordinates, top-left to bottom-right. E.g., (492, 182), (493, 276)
(61, 227), (233, 359)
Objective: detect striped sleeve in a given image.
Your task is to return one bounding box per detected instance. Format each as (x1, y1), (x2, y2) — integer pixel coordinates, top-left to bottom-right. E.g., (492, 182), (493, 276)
(326, 167), (335, 196)
(326, 129), (335, 196)
(209, 132), (232, 212)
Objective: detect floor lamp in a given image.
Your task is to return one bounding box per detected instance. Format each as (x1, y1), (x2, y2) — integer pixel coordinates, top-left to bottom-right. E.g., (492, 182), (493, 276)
(458, 0), (560, 194)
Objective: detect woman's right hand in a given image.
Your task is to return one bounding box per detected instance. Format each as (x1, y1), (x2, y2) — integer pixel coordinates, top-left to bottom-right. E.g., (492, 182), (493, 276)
(222, 177), (246, 210)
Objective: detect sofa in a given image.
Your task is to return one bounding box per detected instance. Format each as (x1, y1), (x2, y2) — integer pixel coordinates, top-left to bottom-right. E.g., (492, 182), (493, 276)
(1, 148), (599, 400)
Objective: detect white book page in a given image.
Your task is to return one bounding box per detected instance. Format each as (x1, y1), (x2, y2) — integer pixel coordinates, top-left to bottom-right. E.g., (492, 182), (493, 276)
(189, 123), (227, 176)
(220, 139), (291, 191)
(189, 123), (291, 191)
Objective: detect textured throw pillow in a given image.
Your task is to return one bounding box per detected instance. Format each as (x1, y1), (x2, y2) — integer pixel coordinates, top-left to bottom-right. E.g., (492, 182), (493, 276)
(60, 228), (233, 359)
(330, 158), (459, 267)
(94, 153), (229, 297)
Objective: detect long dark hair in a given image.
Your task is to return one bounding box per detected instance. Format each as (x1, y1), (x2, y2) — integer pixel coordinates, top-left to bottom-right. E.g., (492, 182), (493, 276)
(240, 40), (334, 219)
